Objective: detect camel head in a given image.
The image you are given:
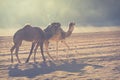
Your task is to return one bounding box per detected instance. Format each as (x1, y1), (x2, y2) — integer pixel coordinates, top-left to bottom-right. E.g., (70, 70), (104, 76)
(68, 22), (75, 32)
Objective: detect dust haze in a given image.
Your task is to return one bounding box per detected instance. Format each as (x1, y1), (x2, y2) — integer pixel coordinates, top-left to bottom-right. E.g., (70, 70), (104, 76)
(0, 0), (120, 35)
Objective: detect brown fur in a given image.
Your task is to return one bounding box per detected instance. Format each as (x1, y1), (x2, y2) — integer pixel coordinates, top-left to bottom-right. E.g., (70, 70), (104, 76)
(10, 24), (46, 63)
(34, 22), (75, 60)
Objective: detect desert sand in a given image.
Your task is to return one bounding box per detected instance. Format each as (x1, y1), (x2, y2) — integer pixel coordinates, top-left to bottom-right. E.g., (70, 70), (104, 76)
(0, 31), (120, 80)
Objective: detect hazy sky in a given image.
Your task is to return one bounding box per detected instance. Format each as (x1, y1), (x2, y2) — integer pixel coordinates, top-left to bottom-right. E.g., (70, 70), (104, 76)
(0, 0), (120, 29)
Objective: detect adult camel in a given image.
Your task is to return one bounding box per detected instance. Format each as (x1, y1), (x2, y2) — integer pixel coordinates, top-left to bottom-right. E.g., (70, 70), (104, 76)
(10, 24), (46, 63)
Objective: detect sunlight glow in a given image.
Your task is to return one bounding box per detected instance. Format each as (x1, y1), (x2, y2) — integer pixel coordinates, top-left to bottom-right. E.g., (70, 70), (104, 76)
(1, 26), (120, 36)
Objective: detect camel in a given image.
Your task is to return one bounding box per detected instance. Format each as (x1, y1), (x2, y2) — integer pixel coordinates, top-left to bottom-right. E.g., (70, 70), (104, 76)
(10, 24), (46, 63)
(33, 23), (61, 61)
(33, 22), (75, 61)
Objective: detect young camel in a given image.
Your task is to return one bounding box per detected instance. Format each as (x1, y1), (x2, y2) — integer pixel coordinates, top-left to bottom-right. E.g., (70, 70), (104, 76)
(10, 24), (46, 63)
(33, 23), (61, 61)
(34, 22), (75, 61)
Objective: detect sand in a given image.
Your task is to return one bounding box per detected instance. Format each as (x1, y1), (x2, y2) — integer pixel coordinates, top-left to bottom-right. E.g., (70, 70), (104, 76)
(0, 31), (120, 80)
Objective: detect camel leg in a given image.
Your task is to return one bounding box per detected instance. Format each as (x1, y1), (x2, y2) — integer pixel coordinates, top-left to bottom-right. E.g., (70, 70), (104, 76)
(45, 41), (54, 61)
(25, 42), (35, 63)
(34, 43), (39, 62)
(56, 41), (59, 59)
(61, 40), (70, 50)
(61, 40), (70, 58)
(15, 46), (21, 63)
(39, 42), (46, 62)
(10, 45), (16, 63)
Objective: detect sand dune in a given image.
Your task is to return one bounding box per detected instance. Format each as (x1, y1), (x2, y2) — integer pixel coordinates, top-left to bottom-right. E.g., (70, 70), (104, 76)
(0, 31), (120, 80)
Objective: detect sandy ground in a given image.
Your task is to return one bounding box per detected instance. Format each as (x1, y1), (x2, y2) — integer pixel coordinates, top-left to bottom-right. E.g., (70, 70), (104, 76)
(0, 31), (120, 80)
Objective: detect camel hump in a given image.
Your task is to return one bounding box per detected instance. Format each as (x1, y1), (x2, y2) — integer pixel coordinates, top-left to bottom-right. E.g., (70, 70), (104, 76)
(51, 22), (61, 27)
(23, 24), (32, 30)
(44, 22), (61, 39)
(69, 22), (75, 26)
(22, 24), (34, 33)
(44, 22), (61, 32)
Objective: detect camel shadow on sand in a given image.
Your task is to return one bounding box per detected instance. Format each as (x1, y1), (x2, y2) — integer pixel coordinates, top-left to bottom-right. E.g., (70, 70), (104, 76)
(8, 59), (103, 78)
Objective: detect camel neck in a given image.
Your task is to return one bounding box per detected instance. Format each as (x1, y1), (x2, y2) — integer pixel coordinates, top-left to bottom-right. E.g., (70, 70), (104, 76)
(65, 26), (74, 37)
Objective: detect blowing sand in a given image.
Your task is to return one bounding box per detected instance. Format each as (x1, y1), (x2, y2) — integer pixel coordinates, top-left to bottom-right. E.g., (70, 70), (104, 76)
(0, 31), (120, 80)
